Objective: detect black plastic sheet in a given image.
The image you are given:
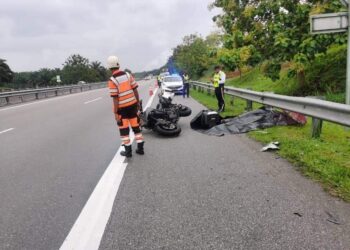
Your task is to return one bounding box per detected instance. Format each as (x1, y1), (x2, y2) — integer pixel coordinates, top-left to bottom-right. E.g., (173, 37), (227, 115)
(191, 108), (305, 136)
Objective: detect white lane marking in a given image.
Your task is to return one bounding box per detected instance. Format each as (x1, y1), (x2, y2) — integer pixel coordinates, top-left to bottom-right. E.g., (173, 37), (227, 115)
(84, 97), (102, 104)
(0, 128), (14, 135)
(60, 87), (158, 250)
(0, 88), (108, 113)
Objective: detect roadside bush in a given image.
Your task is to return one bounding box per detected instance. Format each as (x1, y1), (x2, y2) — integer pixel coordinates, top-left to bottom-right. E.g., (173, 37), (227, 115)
(302, 44), (346, 96)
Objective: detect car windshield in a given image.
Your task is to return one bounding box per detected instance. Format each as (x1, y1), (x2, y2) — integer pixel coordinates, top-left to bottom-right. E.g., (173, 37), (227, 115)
(164, 76), (182, 82)
(160, 72), (169, 77)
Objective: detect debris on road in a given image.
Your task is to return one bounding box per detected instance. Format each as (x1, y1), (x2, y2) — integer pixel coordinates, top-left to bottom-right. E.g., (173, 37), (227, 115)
(191, 107), (306, 136)
(293, 212), (303, 217)
(261, 141), (280, 152)
(325, 211), (341, 225)
(253, 130), (269, 134)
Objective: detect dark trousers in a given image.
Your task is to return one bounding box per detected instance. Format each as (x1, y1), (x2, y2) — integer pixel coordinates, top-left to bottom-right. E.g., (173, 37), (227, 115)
(183, 83), (190, 97)
(215, 85), (225, 110)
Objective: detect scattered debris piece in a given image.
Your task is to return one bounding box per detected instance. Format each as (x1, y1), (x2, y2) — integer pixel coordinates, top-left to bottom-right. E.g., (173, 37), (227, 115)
(293, 212), (303, 217)
(253, 130), (268, 134)
(261, 141), (280, 152)
(325, 211), (341, 225)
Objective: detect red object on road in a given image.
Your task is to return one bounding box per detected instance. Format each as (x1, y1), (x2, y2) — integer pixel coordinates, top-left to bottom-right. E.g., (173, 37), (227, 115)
(149, 86), (153, 96)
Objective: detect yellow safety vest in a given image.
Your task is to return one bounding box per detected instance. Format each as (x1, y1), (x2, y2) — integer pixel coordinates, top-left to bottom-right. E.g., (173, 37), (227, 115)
(184, 74), (189, 82)
(213, 73), (220, 88)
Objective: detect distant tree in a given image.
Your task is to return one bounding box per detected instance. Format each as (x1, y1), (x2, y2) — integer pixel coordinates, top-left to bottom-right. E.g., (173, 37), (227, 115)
(172, 34), (212, 78)
(90, 61), (108, 80)
(0, 59), (14, 83)
(64, 54), (90, 67)
(61, 54), (99, 84)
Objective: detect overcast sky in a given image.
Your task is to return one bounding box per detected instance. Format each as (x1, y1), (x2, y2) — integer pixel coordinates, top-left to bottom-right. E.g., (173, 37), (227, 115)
(0, 0), (219, 73)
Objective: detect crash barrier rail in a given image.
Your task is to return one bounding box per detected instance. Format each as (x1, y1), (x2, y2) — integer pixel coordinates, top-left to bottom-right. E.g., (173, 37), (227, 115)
(0, 82), (106, 107)
(189, 81), (350, 138)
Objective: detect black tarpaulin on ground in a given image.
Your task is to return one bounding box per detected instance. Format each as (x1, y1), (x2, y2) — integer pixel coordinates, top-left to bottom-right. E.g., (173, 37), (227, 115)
(191, 107), (306, 136)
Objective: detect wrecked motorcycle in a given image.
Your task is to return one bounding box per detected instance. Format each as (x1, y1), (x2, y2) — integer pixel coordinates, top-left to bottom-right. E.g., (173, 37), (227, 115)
(139, 101), (181, 136)
(156, 93), (192, 117)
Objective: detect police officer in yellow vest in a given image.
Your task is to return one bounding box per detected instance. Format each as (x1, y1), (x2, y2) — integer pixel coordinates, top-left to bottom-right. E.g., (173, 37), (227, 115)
(157, 75), (162, 87)
(182, 72), (190, 98)
(212, 66), (226, 112)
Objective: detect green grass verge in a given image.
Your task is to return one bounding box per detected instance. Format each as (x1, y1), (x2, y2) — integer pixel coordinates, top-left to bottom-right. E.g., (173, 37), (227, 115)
(191, 88), (350, 202)
(200, 67), (345, 103)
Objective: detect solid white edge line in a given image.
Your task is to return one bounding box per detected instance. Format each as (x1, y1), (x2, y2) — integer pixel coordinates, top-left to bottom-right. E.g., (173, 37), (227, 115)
(0, 88), (108, 112)
(84, 97), (102, 104)
(60, 86), (158, 250)
(0, 128), (14, 134)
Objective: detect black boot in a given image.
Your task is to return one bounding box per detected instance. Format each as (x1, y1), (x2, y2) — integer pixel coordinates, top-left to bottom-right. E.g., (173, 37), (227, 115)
(135, 142), (145, 155)
(218, 104), (225, 113)
(120, 145), (132, 158)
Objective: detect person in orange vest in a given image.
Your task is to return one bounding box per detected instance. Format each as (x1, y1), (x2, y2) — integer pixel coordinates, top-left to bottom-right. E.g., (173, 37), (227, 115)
(107, 55), (144, 158)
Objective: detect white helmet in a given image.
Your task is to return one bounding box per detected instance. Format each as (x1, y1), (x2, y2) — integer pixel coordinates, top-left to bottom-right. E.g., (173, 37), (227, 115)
(107, 55), (120, 69)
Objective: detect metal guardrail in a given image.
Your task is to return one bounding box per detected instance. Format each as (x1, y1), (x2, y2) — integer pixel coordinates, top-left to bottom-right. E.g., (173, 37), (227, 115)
(190, 81), (350, 128)
(0, 82), (106, 107)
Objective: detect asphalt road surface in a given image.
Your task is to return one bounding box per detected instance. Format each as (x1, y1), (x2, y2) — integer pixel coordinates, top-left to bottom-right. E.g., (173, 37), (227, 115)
(1, 82), (350, 250)
(0, 80), (154, 250)
(99, 95), (350, 250)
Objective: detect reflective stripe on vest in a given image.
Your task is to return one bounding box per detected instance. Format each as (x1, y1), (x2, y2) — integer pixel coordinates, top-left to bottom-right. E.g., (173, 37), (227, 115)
(110, 74), (138, 108)
(213, 73), (220, 88)
(119, 96), (137, 105)
(118, 89), (134, 97)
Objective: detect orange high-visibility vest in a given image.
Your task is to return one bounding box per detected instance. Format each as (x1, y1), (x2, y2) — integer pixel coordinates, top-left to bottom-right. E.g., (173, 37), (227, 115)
(108, 71), (138, 108)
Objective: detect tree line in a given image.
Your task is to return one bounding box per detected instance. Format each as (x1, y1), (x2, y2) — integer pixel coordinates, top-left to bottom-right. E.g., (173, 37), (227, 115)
(0, 54), (109, 90)
(169, 0), (348, 96)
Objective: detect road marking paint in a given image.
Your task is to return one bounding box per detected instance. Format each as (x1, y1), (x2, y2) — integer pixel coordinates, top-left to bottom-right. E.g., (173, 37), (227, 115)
(0, 128), (14, 135)
(84, 97), (102, 104)
(0, 88), (108, 113)
(60, 87), (158, 250)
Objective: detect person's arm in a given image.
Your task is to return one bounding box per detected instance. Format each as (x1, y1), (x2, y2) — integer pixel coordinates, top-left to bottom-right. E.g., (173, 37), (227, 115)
(133, 88), (140, 102)
(112, 97), (122, 124)
(108, 79), (121, 123)
(133, 87), (142, 111)
(130, 75), (141, 110)
(219, 71), (226, 84)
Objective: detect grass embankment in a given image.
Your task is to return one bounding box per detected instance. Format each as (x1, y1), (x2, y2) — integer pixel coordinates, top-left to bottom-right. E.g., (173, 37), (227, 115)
(191, 71), (350, 202)
(200, 67), (346, 103)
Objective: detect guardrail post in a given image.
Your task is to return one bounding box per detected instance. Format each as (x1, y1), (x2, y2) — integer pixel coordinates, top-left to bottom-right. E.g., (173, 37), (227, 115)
(312, 116), (323, 138)
(245, 88), (253, 111)
(207, 88), (211, 95)
(309, 96), (325, 138)
(230, 96), (234, 106)
(246, 99), (253, 111)
(192, 84), (196, 90)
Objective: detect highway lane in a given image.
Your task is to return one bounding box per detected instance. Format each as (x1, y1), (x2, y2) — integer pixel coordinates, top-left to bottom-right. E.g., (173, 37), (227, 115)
(100, 95), (350, 250)
(0, 80), (154, 250)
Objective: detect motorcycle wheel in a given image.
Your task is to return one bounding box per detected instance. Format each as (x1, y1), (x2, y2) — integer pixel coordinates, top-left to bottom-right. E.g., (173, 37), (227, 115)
(178, 105), (192, 117)
(154, 122), (181, 136)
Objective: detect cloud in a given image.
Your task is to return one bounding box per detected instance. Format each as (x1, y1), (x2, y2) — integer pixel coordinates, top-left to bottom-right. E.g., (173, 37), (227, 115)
(0, 0), (219, 72)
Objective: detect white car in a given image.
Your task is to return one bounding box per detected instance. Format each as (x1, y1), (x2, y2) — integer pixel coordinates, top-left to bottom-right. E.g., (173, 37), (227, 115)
(161, 75), (183, 94)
